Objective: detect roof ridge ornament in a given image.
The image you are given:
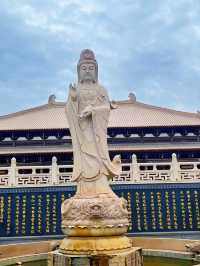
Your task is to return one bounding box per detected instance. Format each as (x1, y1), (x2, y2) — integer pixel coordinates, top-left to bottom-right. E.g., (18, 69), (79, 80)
(128, 92), (136, 102)
(48, 94), (56, 104)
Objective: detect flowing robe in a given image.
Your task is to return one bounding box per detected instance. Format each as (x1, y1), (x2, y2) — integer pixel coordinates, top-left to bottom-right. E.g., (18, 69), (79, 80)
(66, 83), (120, 185)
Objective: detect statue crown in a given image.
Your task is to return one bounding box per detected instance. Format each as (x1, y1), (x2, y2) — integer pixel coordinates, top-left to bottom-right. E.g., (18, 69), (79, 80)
(79, 49), (96, 64)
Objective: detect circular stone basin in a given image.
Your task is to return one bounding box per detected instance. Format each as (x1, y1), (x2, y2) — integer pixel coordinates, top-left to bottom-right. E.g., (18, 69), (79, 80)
(13, 261), (47, 266)
(9, 257), (198, 266)
(144, 256), (198, 266)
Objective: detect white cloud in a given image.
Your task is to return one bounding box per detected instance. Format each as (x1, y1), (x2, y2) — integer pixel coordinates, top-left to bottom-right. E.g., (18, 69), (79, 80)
(57, 0), (105, 14)
(12, 4), (48, 28)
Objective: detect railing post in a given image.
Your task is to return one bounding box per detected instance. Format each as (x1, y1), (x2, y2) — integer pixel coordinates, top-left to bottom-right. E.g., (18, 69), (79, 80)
(131, 154), (139, 182)
(10, 157), (16, 186)
(51, 156), (58, 185)
(171, 153), (179, 181)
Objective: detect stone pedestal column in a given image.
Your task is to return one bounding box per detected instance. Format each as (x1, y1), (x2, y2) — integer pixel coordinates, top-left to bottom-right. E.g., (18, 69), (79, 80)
(48, 247), (143, 266)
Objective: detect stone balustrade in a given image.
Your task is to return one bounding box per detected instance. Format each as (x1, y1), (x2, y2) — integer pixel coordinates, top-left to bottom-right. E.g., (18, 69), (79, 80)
(0, 154), (200, 187)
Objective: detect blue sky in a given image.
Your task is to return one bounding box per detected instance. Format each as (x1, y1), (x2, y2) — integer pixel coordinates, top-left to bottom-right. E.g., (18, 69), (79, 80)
(0, 0), (200, 115)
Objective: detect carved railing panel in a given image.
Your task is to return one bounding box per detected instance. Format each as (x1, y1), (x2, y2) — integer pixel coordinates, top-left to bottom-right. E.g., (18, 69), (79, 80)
(58, 174), (73, 184)
(179, 170), (200, 181)
(17, 175), (50, 185)
(0, 176), (9, 186)
(57, 165), (73, 184)
(0, 167), (10, 186)
(139, 171), (171, 182)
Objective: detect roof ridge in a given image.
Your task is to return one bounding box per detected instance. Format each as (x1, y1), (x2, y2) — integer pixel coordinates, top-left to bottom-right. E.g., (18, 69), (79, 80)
(133, 101), (200, 119)
(0, 99), (199, 129)
(0, 101), (65, 119)
(111, 99), (200, 119)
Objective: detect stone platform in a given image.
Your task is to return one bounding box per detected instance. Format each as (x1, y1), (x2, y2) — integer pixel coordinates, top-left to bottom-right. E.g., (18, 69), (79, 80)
(48, 247), (143, 266)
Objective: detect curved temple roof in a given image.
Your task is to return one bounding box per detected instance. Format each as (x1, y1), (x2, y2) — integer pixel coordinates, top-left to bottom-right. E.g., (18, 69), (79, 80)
(0, 99), (200, 131)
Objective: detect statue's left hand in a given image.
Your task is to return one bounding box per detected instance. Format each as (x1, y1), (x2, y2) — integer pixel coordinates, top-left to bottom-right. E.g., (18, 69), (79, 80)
(79, 105), (93, 118)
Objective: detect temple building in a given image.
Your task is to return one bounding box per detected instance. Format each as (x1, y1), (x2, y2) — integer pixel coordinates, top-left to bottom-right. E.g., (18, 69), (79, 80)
(0, 93), (200, 167)
(1, 93), (200, 237)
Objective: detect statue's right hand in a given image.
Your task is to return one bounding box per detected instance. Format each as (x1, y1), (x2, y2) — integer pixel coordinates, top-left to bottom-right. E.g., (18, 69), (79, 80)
(69, 83), (76, 91)
(69, 83), (77, 100)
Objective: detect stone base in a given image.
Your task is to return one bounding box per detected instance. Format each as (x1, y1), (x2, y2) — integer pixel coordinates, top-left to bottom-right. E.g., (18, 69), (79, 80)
(48, 247), (143, 266)
(59, 236), (132, 255)
(61, 192), (129, 235)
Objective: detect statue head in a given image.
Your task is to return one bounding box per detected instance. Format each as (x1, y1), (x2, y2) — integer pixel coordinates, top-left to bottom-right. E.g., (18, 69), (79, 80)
(77, 49), (98, 83)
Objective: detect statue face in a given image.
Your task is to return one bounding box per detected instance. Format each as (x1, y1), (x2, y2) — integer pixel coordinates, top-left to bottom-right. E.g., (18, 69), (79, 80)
(79, 63), (97, 83)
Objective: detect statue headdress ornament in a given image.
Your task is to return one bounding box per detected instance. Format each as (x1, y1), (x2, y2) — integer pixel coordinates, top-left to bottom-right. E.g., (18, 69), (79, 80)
(79, 49), (96, 63)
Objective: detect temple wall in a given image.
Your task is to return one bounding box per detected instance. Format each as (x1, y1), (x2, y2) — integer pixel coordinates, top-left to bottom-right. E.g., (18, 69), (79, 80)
(1, 183), (200, 238)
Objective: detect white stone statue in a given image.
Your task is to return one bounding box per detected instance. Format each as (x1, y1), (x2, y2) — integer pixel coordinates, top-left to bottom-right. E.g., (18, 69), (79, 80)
(65, 49), (121, 196)
(61, 49), (129, 242)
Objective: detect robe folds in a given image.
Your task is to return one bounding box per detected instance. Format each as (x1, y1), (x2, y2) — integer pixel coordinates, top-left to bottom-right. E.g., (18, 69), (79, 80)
(66, 83), (120, 182)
